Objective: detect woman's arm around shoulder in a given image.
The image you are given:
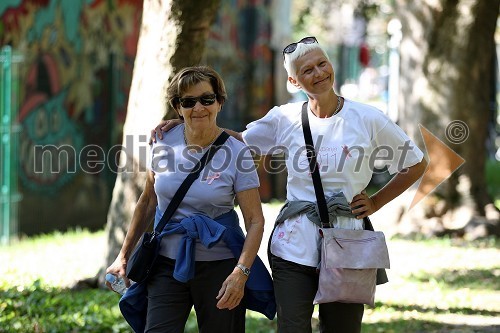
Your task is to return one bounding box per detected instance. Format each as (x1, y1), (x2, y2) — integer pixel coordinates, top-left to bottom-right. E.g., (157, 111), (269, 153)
(149, 119), (183, 144)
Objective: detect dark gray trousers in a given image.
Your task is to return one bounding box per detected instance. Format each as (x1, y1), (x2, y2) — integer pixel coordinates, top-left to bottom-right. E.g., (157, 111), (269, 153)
(270, 254), (364, 333)
(145, 255), (245, 333)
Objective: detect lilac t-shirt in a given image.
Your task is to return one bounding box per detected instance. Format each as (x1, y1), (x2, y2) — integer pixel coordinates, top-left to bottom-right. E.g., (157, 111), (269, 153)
(149, 124), (260, 260)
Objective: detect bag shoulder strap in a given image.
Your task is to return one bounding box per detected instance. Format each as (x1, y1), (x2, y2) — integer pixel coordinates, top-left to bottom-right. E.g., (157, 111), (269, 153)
(301, 102), (330, 228)
(154, 131), (230, 233)
(301, 102), (373, 229)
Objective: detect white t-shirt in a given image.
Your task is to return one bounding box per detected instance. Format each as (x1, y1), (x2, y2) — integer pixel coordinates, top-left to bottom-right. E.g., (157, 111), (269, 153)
(242, 99), (424, 267)
(149, 124), (260, 260)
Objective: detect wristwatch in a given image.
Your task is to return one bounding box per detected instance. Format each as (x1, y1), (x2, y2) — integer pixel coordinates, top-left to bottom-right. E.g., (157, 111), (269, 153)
(236, 263), (251, 277)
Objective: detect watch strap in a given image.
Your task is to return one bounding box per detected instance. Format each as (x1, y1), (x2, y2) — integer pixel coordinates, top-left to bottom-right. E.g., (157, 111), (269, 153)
(236, 263), (250, 276)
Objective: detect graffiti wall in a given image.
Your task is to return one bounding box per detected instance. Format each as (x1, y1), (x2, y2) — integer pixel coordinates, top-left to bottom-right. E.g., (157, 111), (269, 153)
(1, 0), (142, 234)
(206, 0), (273, 130)
(206, 0), (275, 200)
(0, 0), (274, 235)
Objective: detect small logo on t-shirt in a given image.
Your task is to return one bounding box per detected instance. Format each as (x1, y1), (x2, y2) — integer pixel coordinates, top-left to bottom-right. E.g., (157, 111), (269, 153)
(204, 172), (221, 185)
(342, 144), (352, 159)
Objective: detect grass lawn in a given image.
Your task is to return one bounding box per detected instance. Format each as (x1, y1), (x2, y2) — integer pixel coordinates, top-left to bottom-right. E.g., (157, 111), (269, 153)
(1, 208), (499, 332)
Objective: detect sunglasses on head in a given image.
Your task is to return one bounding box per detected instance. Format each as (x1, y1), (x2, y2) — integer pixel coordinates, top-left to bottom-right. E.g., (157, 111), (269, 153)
(178, 93), (217, 108)
(282, 36), (318, 59)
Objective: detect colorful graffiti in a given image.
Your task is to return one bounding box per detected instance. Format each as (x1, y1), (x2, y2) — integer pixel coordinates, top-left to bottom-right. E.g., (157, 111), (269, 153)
(1, 0), (276, 233)
(1, 0), (141, 192)
(205, 0), (273, 130)
(206, 0), (274, 199)
(19, 88), (84, 191)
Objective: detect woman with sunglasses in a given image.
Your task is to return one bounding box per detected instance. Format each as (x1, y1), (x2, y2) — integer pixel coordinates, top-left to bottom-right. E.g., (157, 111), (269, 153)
(151, 38), (427, 332)
(107, 66), (275, 333)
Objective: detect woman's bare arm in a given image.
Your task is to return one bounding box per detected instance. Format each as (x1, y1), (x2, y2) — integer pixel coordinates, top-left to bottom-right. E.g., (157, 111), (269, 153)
(216, 188), (264, 310)
(351, 158), (428, 218)
(105, 171), (157, 287)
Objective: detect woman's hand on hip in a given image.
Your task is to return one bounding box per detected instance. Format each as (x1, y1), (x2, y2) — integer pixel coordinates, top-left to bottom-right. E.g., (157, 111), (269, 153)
(350, 190), (378, 219)
(215, 268), (247, 310)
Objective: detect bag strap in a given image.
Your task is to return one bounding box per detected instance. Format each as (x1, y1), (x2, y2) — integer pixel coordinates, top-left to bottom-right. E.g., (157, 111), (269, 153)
(301, 102), (387, 283)
(153, 131), (230, 234)
(301, 102), (331, 228)
(300, 102), (373, 230)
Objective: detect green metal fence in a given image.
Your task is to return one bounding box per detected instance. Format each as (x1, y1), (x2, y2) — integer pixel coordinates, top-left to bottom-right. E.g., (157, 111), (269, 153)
(0, 46), (22, 245)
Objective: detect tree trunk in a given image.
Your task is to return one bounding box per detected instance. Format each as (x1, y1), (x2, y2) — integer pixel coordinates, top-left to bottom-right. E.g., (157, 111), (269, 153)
(77, 0), (221, 289)
(394, 0), (499, 238)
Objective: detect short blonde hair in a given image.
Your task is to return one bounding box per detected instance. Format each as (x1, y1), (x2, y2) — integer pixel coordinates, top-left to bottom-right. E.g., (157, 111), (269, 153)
(283, 42), (330, 79)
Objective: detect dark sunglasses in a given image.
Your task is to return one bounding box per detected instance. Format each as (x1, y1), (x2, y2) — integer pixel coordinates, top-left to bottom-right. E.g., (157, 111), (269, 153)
(178, 93), (217, 108)
(282, 36), (318, 59)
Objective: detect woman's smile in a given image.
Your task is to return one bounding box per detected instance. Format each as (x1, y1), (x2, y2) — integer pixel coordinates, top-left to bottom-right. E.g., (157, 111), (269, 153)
(314, 75), (330, 85)
(191, 114), (208, 119)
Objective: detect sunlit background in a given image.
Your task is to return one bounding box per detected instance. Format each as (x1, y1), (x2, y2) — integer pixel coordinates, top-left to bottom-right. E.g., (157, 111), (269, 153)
(0, 0), (499, 332)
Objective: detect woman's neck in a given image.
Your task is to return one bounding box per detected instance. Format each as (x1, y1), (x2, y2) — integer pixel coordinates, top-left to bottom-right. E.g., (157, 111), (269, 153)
(184, 126), (221, 147)
(308, 90), (342, 118)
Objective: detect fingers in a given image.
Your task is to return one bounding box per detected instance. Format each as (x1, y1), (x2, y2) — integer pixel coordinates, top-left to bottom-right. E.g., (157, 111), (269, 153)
(350, 190), (372, 219)
(149, 124), (165, 145)
(149, 122), (168, 145)
(105, 281), (113, 291)
(350, 195), (367, 208)
(149, 119), (184, 145)
(351, 190), (367, 203)
(149, 129), (157, 145)
(155, 124), (165, 140)
(105, 260), (128, 290)
(352, 205), (369, 219)
(123, 275), (131, 287)
(216, 283), (226, 300)
(216, 292), (243, 310)
(216, 280), (244, 310)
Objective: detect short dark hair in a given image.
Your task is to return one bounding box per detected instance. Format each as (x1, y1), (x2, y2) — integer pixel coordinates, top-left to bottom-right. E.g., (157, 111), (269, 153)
(167, 66), (227, 116)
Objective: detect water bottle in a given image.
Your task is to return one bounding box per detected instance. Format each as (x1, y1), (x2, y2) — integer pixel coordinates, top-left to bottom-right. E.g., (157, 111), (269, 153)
(105, 273), (128, 295)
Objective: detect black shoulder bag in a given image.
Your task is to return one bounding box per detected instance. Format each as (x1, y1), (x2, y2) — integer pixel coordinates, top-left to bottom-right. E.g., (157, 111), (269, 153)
(126, 131), (230, 283)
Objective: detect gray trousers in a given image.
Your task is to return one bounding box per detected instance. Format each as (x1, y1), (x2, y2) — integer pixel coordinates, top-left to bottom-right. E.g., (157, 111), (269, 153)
(145, 255), (245, 333)
(270, 254), (364, 333)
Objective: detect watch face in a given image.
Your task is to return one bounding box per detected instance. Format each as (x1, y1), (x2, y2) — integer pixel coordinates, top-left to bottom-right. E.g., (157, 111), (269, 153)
(238, 264), (250, 275)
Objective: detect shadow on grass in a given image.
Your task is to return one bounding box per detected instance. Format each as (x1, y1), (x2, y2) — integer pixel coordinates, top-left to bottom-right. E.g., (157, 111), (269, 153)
(362, 320), (500, 333)
(407, 268), (500, 291)
(313, 315), (500, 333)
(372, 301), (500, 316)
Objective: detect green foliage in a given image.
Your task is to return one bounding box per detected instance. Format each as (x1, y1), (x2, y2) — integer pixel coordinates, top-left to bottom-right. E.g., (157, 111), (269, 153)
(291, 0), (394, 42)
(408, 268), (500, 291)
(0, 281), (129, 333)
(486, 159), (500, 208)
(1, 227), (499, 332)
(0, 281), (276, 333)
